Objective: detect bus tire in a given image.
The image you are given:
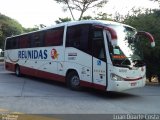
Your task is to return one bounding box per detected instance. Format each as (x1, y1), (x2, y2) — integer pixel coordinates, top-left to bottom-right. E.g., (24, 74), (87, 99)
(67, 71), (81, 91)
(15, 65), (21, 77)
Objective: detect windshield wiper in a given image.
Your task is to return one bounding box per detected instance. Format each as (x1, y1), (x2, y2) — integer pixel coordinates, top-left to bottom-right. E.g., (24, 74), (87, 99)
(112, 57), (131, 69)
(120, 57), (131, 66)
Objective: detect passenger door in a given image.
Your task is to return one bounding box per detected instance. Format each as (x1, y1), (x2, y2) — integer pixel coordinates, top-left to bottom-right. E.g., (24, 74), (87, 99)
(92, 27), (107, 90)
(65, 24), (93, 84)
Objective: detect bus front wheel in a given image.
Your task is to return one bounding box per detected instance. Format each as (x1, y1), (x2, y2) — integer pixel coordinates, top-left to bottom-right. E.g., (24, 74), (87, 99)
(15, 65), (21, 77)
(67, 71), (81, 91)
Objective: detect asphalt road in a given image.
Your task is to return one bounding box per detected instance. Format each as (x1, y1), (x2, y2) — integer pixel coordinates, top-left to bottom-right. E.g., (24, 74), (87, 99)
(0, 62), (160, 119)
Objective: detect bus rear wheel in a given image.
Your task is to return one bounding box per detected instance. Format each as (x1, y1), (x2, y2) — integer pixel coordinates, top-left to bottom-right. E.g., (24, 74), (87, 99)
(15, 65), (21, 77)
(67, 71), (81, 91)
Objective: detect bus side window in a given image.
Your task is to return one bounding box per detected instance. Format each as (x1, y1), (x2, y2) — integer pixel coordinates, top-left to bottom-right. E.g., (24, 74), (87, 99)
(6, 37), (19, 50)
(45, 27), (64, 46)
(6, 38), (12, 50)
(12, 37), (19, 49)
(66, 24), (90, 53)
(32, 32), (44, 47)
(19, 35), (30, 48)
(92, 28), (106, 61)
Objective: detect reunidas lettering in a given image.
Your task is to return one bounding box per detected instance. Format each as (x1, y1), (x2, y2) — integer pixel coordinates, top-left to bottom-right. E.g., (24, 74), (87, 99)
(18, 50), (48, 59)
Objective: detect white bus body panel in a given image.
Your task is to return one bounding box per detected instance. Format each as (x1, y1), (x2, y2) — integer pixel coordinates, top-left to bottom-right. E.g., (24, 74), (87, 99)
(93, 57), (106, 86)
(107, 64), (146, 91)
(64, 48), (92, 83)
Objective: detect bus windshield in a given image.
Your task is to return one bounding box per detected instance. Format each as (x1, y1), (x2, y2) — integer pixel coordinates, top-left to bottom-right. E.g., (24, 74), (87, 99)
(108, 25), (144, 68)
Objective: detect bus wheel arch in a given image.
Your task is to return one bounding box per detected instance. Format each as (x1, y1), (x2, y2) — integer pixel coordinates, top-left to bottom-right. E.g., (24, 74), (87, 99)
(66, 69), (81, 90)
(15, 64), (21, 77)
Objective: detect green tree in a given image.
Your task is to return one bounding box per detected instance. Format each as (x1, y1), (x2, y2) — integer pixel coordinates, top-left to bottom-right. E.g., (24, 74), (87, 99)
(81, 15), (93, 20)
(23, 27), (39, 33)
(55, 16), (93, 24)
(123, 9), (160, 81)
(55, 12), (112, 24)
(95, 12), (112, 21)
(0, 13), (23, 49)
(55, 17), (72, 24)
(23, 24), (43, 33)
(54, 0), (107, 20)
(0, 14), (41, 49)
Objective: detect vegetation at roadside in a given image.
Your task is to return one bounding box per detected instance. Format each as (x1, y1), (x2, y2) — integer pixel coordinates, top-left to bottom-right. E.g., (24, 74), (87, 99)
(124, 9), (160, 81)
(0, 13), (39, 50)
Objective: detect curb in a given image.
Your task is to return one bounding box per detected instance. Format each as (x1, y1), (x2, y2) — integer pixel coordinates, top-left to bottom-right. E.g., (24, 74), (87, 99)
(146, 82), (160, 86)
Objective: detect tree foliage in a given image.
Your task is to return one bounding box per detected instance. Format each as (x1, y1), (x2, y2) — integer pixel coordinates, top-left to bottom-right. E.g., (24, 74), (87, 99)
(55, 17), (72, 24)
(54, 0), (107, 20)
(23, 27), (39, 33)
(55, 12), (113, 23)
(94, 12), (112, 21)
(23, 24), (45, 33)
(0, 13), (40, 49)
(0, 13), (23, 49)
(123, 9), (160, 80)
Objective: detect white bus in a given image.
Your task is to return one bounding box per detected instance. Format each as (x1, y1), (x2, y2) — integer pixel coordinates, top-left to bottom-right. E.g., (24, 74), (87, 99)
(4, 20), (155, 92)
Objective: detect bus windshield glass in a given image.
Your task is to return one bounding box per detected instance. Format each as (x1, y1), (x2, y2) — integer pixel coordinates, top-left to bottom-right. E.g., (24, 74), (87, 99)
(108, 25), (144, 68)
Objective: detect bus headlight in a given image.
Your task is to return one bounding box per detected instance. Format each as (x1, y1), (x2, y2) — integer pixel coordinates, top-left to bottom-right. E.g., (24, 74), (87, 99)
(111, 73), (124, 81)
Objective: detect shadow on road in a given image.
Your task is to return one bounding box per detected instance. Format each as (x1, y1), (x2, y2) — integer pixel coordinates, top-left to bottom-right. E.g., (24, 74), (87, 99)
(7, 73), (142, 99)
(83, 88), (139, 99)
(25, 74), (139, 99)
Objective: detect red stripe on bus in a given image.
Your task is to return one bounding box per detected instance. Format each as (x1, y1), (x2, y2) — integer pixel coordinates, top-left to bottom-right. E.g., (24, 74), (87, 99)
(5, 62), (65, 82)
(80, 80), (106, 91)
(124, 77), (143, 81)
(5, 62), (106, 90)
(20, 66), (65, 82)
(36, 69), (65, 83)
(5, 62), (15, 72)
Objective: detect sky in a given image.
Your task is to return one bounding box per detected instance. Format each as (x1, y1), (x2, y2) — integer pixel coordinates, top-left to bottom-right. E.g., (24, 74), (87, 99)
(0, 0), (159, 28)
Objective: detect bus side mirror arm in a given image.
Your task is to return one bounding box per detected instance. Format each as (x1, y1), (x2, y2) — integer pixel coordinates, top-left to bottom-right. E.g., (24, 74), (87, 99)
(105, 27), (118, 47)
(93, 25), (118, 46)
(136, 31), (155, 47)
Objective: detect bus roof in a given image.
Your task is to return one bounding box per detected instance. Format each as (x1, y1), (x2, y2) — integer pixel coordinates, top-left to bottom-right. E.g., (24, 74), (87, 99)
(6, 20), (135, 39)
(44, 20), (135, 30)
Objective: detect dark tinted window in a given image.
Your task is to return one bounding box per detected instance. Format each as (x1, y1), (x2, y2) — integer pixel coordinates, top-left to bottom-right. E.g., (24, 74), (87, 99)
(66, 24), (90, 53)
(19, 35), (30, 48)
(45, 27), (64, 46)
(6, 37), (19, 50)
(6, 26), (64, 49)
(32, 32), (44, 47)
(12, 37), (19, 49)
(92, 27), (106, 61)
(6, 38), (12, 50)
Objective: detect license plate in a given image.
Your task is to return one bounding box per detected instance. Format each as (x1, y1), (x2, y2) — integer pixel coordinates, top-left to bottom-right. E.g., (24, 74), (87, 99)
(130, 82), (137, 86)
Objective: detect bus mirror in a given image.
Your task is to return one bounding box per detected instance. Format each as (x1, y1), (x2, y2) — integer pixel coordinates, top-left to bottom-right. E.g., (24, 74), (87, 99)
(136, 31), (155, 47)
(104, 27), (118, 46)
(94, 25), (118, 46)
